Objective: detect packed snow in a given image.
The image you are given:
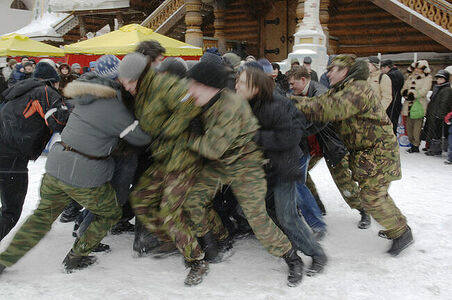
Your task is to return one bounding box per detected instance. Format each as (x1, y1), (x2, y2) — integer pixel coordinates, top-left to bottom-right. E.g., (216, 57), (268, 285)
(1, 145), (451, 299)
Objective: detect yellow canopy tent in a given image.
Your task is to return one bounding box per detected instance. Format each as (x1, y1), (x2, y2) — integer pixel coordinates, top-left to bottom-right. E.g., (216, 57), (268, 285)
(0, 33), (65, 57)
(64, 24), (202, 57)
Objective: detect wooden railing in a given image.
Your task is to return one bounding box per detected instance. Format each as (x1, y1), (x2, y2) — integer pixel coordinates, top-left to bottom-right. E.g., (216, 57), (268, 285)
(140, 0), (185, 31)
(398, 0), (452, 32)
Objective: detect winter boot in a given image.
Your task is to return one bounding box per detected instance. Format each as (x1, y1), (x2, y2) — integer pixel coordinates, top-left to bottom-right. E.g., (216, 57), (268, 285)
(133, 220), (160, 256)
(198, 231), (220, 263)
(60, 201), (83, 223)
(306, 252), (328, 276)
(406, 146), (419, 153)
(92, 243), (111, 253)
(358, 209), (371, 229)
(184, 259), (209, 286)
(426, 139), (442, 156)
(110, 220), (135, 235)
(282, 248), (304, 287)
(149, 242), (179, 258)
(387, 226), (414, 256)
(62, 250), (97, 273)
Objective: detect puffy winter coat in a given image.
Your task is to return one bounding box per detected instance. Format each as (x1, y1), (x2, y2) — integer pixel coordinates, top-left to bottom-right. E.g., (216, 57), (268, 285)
(401, 60), (433, 117)
(45, 73), (151, 188)
(251, 92), (305, 186)
(0, 78), (69, 160)
(367, 70), (392, 110)
(423, 82), (452, 140)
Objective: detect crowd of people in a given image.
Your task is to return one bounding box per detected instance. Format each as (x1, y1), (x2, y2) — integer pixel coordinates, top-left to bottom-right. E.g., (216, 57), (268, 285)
(0, 40), (450, 287)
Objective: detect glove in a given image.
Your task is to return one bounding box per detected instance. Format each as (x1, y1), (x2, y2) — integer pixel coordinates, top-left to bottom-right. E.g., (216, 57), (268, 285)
(445, 112), (452, 125)
(189, 117), (204, 136)
(406, 92), (415, 102)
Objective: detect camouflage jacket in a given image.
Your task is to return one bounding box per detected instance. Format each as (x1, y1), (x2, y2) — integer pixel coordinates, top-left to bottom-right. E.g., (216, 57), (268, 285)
(291, 61), (401, 182)
(134, 69), (201, 173)
(188, 90), (262, 166)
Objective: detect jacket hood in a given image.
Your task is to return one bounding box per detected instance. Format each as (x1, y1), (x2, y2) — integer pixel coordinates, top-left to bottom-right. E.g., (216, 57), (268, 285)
(2, 78), (46, 100)
(63, 72), (121, 105)
(407, 60), (431, 75)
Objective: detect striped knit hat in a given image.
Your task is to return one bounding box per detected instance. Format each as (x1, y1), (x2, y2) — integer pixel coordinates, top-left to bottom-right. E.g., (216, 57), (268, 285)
(94, 55), (120, 80)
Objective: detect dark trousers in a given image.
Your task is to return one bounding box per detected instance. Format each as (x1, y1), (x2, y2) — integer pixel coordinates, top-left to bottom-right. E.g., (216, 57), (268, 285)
(0, 155), (29, 241)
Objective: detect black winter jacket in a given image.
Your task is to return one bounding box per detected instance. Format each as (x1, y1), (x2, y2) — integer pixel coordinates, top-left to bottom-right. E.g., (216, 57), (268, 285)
(0, 78), (69, 160)
(251, 92), (306, 186)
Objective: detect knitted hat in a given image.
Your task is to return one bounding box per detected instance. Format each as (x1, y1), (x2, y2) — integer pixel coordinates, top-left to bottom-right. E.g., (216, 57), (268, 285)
(94, 55), (120, 80)
(435, 70), (450, 81)
(39, 59), (57, 70)
(71, 63), (81, 70)
(380, 59), (393, 68)
(303, 56), (312, 64)
(244, 61), (264, 72)
(327, 54), (356, 71)
(205, 47), (221, 56)
(187, 61), (228, 89)
(118, 52), (148, 81)
(89, 61), (97, 69)
(200, 52), (223, 65)
(222, 52), (241, 70)
(33, 61), (60, 83)
(258, 58), (273, 74)
(158, 57), (188, 78)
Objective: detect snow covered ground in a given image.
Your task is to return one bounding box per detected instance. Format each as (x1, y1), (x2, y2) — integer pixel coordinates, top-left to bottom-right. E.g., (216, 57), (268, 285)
(1, 147), (451, 300)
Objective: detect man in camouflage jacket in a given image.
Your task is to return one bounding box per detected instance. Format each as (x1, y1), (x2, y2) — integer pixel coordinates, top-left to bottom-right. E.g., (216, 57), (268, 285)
(291, 55), (413, 256)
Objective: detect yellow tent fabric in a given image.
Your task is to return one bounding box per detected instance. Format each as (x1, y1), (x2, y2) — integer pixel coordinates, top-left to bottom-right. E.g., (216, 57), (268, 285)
(64, 24), (202, 56)
(0, 34), (65, 57)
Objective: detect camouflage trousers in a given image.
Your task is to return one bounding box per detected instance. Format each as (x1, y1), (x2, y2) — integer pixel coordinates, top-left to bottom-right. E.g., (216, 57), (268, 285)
(0, 173), (121, 267)
(130, 166), (204, 261)
(184, 153), (292, 257)
(307, 155), (362, 210)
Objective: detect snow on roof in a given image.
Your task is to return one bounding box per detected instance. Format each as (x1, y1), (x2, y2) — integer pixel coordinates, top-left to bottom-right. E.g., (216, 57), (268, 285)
(4, 12), (68, 42)
(49, 0), (130, 12)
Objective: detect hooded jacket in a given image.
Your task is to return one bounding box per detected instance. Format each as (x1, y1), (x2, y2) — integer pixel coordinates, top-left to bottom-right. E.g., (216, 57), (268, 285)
(0, 78), (68, 160)
(251, 92), (304, 185)
(45, 73), (151, 188)
(292, 59), (401, 183)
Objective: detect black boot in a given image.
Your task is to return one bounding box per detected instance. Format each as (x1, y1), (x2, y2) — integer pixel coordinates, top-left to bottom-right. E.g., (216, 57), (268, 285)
(110, 220), (135, 235)
(133, 220), (160, 256)
(387, 226), (414, 256)
(62, 250), (97, 273)
(184, 259), (209, 286)
(198, 231), (220, 263)
(60, 201), (83, 223)
(282, 248), (304, 287)
(406, 146), (419, 153)
(358, 209), (371, 229)
(92, 242), (111, 253)
(306, 252), (328, 276)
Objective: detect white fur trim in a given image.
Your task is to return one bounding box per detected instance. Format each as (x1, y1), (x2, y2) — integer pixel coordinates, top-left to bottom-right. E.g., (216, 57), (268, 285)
(64, 81), (117, 99)
(120, 120), (139, 138)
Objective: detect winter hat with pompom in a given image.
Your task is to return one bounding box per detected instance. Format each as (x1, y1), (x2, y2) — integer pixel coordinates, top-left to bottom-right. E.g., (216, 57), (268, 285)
(95, 55), (120, 80)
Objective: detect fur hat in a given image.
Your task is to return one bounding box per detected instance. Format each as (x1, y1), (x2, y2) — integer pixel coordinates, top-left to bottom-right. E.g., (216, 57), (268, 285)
(95, 55), (120, 80)
(222, 52), (241, 70)
(33, 61), (60, 83)
(158, 57), (188, 78)
(187, 61), (228, 89)
(407, 60), (431, 74)
(118, 52), (148, 81)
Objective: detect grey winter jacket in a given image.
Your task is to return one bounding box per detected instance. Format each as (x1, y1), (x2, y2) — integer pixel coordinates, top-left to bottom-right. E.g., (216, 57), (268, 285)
(45, 73), (151, 188)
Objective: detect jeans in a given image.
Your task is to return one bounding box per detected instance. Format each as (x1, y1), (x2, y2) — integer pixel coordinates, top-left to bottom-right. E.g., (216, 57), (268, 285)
(296, 154), (326, 231)
(273, 180), (324, 257)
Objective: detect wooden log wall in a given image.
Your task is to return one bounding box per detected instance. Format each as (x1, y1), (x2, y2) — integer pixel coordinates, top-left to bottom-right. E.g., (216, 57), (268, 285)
(329, 0), (449, 55)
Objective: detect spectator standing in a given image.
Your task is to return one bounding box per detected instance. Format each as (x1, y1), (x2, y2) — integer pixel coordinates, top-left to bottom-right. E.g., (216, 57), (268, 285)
(381, 59), (405, 135)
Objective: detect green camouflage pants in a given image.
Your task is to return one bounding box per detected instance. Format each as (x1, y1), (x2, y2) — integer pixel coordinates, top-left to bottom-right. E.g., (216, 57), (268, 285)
(0, 173), (121, 267)
(184, 153), (292, 257)
(307, 155), (362, 210)
(359, 177), (407, 239)
(130, 166), (204, 261)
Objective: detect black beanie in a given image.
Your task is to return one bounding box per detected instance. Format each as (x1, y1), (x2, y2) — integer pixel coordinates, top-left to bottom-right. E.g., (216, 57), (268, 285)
(33, 62), (60, 83)
(187, 61), (228, 89)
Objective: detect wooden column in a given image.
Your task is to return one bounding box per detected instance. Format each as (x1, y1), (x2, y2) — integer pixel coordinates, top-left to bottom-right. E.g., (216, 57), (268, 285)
(185, 0), (204, 47)
(78, 16), (86, 39)
(320, 0), (330, 53)
(214, 0), (226, 53)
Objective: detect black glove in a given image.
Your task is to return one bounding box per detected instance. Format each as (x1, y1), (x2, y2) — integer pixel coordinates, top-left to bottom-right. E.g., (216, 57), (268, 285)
(189, 117), (204, 136)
